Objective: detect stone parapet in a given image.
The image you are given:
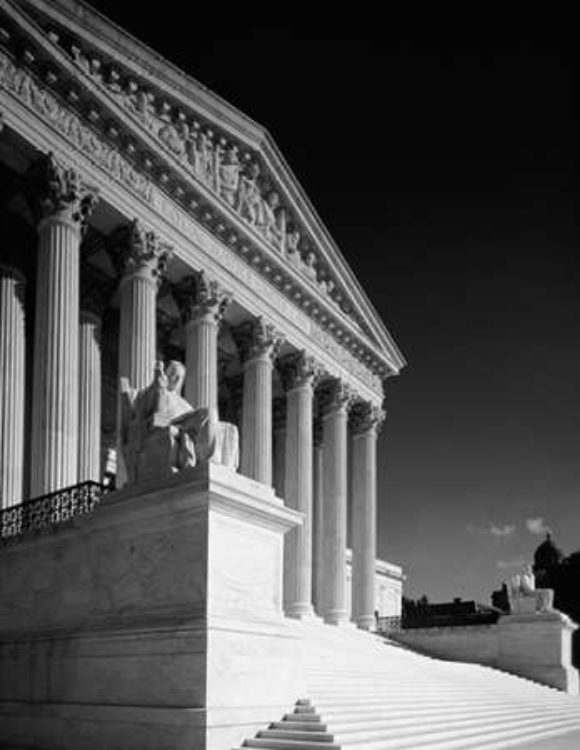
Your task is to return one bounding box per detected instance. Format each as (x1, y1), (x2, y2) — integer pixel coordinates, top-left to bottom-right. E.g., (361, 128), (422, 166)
(392, 611), (579, 695)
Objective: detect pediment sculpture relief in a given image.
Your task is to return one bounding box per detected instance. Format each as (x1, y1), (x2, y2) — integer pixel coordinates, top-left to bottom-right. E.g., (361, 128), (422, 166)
(120, 360), (239, 483)
(64, 41), (356, 312)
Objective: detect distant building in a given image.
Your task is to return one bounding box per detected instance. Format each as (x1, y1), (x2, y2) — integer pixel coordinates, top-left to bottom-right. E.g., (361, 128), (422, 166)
(402, 597), (501, 629)
(345, 548), (404, 619)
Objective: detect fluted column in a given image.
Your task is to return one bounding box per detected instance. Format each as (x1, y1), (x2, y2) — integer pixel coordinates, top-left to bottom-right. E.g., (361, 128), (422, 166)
(0, 266), (26, 507)
(237, 317), (283, 485)
(273, 397), (286, 497)
(28, 154), (98, 496)
(113, 221), (171, 486)
(312, 418), (324, 615)
(175, 271), (231, 414)
(281, 352), (322, 618)
(320, 380), (353, 625)
(351, 402), (385, 630)
(115, 220), (171, 392)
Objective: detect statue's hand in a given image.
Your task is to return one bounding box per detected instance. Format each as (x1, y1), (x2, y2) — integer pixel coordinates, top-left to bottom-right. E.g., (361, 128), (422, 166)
(120, 376), (131, 394)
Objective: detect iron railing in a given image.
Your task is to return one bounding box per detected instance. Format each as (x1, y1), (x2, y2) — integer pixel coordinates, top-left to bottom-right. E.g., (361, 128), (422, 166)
(376, 616), (402, 633)
(1, 481), (106, 541)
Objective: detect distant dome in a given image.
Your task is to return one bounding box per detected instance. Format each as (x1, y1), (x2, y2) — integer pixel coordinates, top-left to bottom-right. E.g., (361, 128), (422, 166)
(534, 533), (564, 570)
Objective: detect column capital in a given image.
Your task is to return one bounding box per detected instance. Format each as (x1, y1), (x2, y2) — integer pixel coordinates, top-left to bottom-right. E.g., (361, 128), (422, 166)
(279, 350), (324, 393)
(0, 264), (26, 304)
(235, 316), (284, 364)
(174, 270), (231, 325)
(26, 152), (98, 232)
(350, 401), (386, 436)
(111, 219), (172, 285)
(319, 378), (356, 417)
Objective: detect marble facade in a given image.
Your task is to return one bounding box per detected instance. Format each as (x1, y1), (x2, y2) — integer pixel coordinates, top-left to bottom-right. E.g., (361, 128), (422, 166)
(0, 1), (407, 747)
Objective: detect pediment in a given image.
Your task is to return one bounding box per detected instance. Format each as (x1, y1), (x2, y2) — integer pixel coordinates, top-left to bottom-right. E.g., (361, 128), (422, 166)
(2, 0), (406, 380)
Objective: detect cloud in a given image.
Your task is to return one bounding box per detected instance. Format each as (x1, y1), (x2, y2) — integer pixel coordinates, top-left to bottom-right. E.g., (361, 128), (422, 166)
(526, 517), (551, 535)
(497, 558), (525, 570)
(467, 522), (516, 538)
(489, 523), (516, 538)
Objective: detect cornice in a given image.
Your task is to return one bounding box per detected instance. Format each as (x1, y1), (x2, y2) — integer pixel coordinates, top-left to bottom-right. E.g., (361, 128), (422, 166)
(0, 2), (402, 392)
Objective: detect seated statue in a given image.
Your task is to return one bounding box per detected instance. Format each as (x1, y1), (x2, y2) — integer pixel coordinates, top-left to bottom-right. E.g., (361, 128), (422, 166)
(508, 564), (554, 614)
(120, 360), (239, 483)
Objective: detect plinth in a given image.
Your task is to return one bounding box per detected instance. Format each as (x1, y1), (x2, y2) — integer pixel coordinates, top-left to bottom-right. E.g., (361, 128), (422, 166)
(0, 464), (304, 749)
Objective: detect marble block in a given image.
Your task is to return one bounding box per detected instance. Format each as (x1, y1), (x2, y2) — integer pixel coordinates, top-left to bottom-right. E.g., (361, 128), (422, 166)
(0, 464), (304, 750)
(497, 612), (579, 694)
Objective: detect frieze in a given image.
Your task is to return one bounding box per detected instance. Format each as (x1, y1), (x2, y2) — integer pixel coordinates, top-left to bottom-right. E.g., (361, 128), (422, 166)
(0, 49), (151, 202)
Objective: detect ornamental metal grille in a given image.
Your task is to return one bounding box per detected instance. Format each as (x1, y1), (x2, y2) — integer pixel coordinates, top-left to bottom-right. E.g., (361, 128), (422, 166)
(1, 481), (106, 541)
(376, 615), (402, 633)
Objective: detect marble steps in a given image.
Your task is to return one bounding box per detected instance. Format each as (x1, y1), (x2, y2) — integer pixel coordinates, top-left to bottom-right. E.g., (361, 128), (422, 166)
(232, 626), (580, 749)
(241, 714), (580, 750)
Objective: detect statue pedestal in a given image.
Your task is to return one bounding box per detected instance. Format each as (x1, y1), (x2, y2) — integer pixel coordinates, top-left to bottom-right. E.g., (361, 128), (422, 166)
(497, 612), (579, 694)
(0, 464), (304, 750)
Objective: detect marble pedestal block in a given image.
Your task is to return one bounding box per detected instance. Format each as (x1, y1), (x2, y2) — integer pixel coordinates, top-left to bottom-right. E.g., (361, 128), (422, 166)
(0, 464), (304, 750)
(497, 612), (579, 694)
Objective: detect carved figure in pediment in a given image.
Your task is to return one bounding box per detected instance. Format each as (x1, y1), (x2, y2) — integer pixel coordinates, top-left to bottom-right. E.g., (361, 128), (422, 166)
(259, 191), (286, 249)
(320, 277), (335, 296)
(236, 162), (263, 226)
(184, 122), (201, 173)
(158, 106), (188, 158)
(198, 130), (215, 187)
(303, 250), (318, 282)
(107, 68), (125, 99)
(285, 226), (302, 267)
(71, 46), (103, 84)
(218, 144), (241, 207)
(124, 82), (156, 131)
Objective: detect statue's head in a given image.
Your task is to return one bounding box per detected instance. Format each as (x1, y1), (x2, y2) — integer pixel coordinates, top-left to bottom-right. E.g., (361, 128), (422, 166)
(166, 360), (186, 394)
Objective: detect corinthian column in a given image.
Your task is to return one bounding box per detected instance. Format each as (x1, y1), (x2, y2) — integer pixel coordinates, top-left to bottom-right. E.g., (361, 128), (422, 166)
(237, 317), (283, 485)
(320, 379), (353, 625)
(78, 271), (109, 484)
(273, 397), (286, 497)
(28, 153), (98, 496)
(351, 402), (385, 630)
(114, 220), (172, 392)
(175, 271), (231, 413)
(281, 351), (322, 618)
(0, 266), (26, 507)
(312, 418), (324, 616)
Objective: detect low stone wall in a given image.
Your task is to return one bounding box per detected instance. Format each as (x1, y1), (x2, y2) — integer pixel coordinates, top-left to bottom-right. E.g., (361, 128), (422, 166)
(393, 613), (579, 694)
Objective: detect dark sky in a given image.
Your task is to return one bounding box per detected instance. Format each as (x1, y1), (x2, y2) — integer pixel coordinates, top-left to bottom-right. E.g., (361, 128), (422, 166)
(83, 3), (578, 603)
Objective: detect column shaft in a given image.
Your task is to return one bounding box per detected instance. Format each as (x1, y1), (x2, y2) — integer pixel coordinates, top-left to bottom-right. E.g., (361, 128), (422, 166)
(31, 218), (80, 495)
(118, 270), (157, 390)
(241, 354), (273, 483)
(321, 404), (349, 624)
(351, 429), (377, 629)
(0, 267), (26, 507)
(312, 440), (324, 615)
(185, 313), (218, 413)
(78, 312), (102, 483)
(284, 382), (314, 617)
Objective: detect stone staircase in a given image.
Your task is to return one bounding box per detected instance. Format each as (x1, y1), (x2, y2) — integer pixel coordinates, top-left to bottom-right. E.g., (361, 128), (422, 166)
(232, 620), (580, 749)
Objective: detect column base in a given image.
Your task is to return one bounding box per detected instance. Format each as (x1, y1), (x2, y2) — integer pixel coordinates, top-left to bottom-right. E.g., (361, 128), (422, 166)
(354, 614), (376, 631)
(285, 602), (317, 620)
(323, 609), (350, 626)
